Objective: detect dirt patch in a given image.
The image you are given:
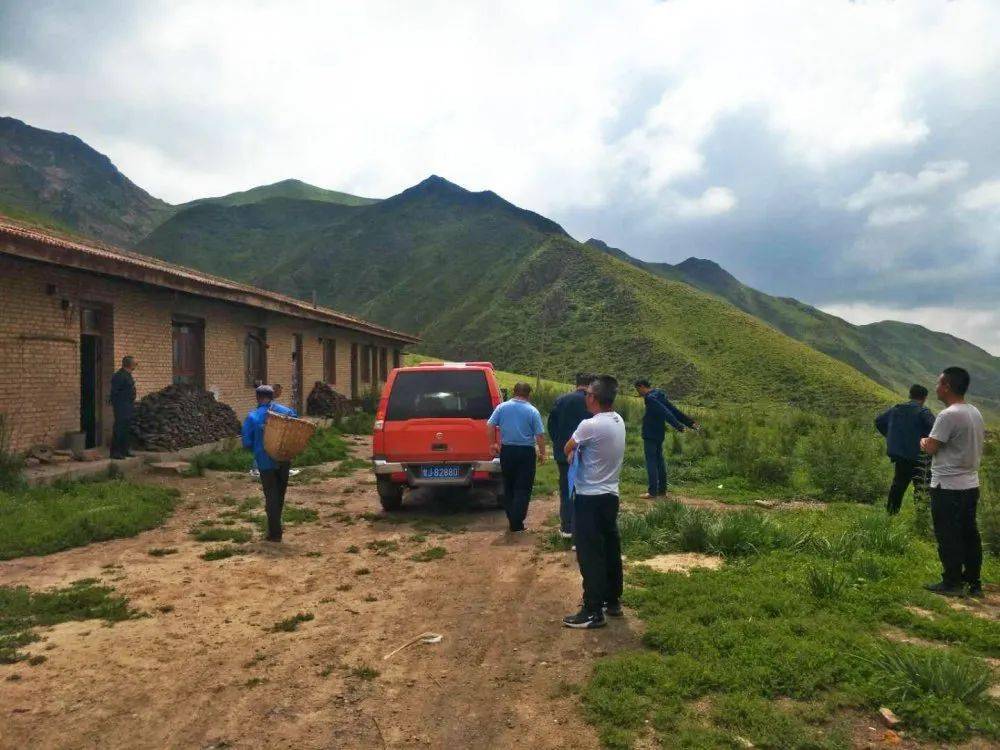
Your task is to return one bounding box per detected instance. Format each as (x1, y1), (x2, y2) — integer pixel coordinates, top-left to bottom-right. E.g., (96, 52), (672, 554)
(632, 553), (723, 574)
(0, 438), (640, 749)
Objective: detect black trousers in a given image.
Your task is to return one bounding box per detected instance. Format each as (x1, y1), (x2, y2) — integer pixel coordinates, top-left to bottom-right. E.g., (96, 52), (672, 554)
(111, 408), (132, 458)
(887, 458), (922, 515)
(260, 462), (291, 540)
(500, 445), (536, 531)
(930, 486), (982, 587)
(574, 492), (623, 612)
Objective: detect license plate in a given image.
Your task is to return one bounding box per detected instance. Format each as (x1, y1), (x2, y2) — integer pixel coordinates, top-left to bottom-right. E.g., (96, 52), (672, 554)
(422, 465), (461, 479)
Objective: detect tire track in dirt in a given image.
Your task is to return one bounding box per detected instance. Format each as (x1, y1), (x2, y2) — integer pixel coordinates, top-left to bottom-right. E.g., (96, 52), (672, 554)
(0, 438), (641, 749)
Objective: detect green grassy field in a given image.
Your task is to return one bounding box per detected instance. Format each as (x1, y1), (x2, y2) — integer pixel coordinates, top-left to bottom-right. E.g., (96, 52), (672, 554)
(0, 480), (179, 560)
(0, 578), (141, 663)
(584, 501), (1000, 748)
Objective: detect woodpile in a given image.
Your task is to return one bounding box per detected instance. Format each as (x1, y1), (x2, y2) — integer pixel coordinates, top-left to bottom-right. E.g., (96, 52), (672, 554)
(306, 381), (352, 418)
(130, 384), (240, 451)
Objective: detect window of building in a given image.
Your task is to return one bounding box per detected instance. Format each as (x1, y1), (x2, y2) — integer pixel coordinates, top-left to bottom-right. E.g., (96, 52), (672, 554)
(379, 347), (388, 382)
(323, 338), (337, 383)
(244, 327), (267, 386)
(360, 343), (371, 382)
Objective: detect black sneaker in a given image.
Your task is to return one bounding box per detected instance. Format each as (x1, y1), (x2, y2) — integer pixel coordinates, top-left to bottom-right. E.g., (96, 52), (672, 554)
(968, 583), (984, 598)
(923, 581), (965, 597)
(604, 601), (624, 617)
(563, 608), (606, 629)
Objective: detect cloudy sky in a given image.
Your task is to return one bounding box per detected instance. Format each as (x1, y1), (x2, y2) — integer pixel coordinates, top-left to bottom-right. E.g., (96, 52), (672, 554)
(2, 0), (999, 353)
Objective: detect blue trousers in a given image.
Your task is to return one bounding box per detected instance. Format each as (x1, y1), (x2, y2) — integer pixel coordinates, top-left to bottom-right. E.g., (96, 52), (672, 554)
(643, 438), (667, 496)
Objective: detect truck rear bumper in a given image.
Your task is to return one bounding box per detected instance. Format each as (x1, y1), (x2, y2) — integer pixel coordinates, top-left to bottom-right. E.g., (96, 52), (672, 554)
(372, 458), (501, 487)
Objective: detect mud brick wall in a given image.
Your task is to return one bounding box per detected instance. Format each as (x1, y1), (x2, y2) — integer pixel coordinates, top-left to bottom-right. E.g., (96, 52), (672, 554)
(0, 253), (405, 453)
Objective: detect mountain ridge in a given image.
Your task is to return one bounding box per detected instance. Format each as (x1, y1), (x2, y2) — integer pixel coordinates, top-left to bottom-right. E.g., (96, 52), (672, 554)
(3, 116), (997, 412)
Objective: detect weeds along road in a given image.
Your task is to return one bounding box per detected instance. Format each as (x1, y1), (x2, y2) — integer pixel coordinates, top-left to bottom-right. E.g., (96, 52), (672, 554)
(0, 437), (641, 750)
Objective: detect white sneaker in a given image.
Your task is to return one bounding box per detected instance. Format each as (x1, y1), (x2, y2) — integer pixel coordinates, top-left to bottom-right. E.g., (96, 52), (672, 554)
(560, 531), (573, 539)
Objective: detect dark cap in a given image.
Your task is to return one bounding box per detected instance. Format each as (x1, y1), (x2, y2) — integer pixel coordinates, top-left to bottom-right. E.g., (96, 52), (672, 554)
(255, 384), (275, 398)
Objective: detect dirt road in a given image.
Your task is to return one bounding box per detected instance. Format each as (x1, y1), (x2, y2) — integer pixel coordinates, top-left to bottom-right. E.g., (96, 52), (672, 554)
(0, 438), (640, 749)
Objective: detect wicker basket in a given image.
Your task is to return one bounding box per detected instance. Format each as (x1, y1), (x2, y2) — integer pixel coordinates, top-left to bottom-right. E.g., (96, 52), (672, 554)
(263, 411), (317, 462)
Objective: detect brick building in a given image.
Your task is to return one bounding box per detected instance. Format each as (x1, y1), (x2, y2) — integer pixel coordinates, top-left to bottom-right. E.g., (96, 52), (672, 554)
(0, 219), (419, 453)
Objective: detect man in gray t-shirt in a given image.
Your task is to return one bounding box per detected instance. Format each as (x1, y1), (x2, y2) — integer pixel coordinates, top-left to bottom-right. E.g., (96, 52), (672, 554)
(920, 367), (986, 597)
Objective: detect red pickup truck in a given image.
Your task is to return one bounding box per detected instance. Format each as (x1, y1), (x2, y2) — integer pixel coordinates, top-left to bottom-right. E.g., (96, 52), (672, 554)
(371, 361), (504, 510)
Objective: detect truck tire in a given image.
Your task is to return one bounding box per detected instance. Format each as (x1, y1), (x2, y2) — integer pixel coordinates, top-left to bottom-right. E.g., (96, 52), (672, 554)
(377, 478), (404, 511)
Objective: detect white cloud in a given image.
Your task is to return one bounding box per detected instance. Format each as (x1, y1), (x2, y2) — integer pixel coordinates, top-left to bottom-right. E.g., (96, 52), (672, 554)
(959, 179), (1000, 211)
(672, 187), (737, 219)
(846, 161), (969, 211)
(866, 204), (927, 227)
(820, 302), (1000, 356)
(3, 0), (999, 214)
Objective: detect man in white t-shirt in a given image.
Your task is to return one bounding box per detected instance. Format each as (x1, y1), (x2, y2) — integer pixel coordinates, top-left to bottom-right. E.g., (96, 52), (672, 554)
(561, 375), (627, 629)
(919, 366), (986, 597)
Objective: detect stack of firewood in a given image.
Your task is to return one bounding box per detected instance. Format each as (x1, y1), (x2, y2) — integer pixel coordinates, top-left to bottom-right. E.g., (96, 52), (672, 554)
(130, 384), (240, 451)
(306, 381), (352, 418)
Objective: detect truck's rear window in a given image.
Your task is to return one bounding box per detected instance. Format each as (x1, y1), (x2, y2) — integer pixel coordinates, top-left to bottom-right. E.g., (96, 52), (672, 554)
(385, 370), (493, 420)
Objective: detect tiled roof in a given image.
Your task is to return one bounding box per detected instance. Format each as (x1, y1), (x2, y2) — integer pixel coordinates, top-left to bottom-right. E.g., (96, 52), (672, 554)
(0, 217), (420, 344)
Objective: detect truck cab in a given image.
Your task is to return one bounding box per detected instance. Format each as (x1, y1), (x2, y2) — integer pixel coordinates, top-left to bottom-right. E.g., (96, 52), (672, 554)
(371, 361), (504, 510)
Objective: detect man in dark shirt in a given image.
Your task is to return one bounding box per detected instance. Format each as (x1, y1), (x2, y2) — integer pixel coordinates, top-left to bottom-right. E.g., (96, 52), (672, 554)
(875, 384), (935, 515)
(547, 373), (594, 537)
(109, 355), (138, 460)
(634, 379), (697, 498)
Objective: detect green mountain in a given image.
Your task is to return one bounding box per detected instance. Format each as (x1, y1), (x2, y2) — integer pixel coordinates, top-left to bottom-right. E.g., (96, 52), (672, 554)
(141, 175), (894, 413)
(0, 117), (172, 245)
(177, 178), (377, 209)
(2, 117), (993, 413)
(585, 241), (1000, 412)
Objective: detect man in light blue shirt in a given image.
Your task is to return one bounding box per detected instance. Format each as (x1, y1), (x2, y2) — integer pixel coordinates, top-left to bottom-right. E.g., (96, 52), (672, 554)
(487, 382), (547, 532)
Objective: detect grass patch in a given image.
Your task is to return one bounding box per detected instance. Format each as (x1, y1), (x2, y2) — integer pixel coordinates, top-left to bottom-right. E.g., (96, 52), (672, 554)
(187, 427), (350, 476)
(350, 664), (379, 680)
(199, 545), (245, 561)
(1, 579), (138, 663)
(325, 458), (370, 477)
(366, 539), (399, 556)
(0, 480), (179, 560)
(410, 546), (447, 562)
(190, 526), (252, 543)
(268, 612), (314, 632)
(583, 501), (1000, 747)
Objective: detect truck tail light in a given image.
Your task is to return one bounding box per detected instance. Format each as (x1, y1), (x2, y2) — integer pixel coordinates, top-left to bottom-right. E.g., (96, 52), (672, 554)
(472, 470), (491, 481)
(390, 471), (407, 483)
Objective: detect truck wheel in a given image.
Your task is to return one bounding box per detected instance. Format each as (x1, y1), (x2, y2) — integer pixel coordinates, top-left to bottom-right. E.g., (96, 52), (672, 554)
(377, 478), (404, 511)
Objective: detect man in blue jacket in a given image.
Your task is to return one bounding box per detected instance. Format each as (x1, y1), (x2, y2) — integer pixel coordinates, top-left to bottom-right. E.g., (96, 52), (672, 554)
(634, 379), (697, 498)
(242, 385), (298, 542)
(875, 384), (935, 515)
(547, 373), (594, 538)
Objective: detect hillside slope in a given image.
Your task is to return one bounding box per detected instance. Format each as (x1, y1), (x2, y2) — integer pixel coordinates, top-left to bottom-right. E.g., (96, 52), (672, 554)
(177, 178), (377, 209)
(141, 176), (894, 413)
(586, 240), (1000, 412)
(0, 117), (173, 245)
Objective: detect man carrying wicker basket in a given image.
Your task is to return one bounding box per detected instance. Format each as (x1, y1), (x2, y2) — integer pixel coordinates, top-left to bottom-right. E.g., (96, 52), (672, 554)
(242, 384), (299, 542)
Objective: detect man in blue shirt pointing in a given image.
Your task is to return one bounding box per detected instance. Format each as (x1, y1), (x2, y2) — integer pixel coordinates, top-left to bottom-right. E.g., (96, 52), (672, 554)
(242, 384), (298, 542)
(634, 379), (698, 498)
(488, 382), (547, 532)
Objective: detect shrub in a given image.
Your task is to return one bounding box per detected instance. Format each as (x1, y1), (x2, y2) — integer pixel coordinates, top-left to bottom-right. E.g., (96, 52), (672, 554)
(708, 512), (786, 558)
(869, 645), (990, 705)
(0, 414), (25, 492)
(797, 420), (886, 503)
(805, 565), (850, 600)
